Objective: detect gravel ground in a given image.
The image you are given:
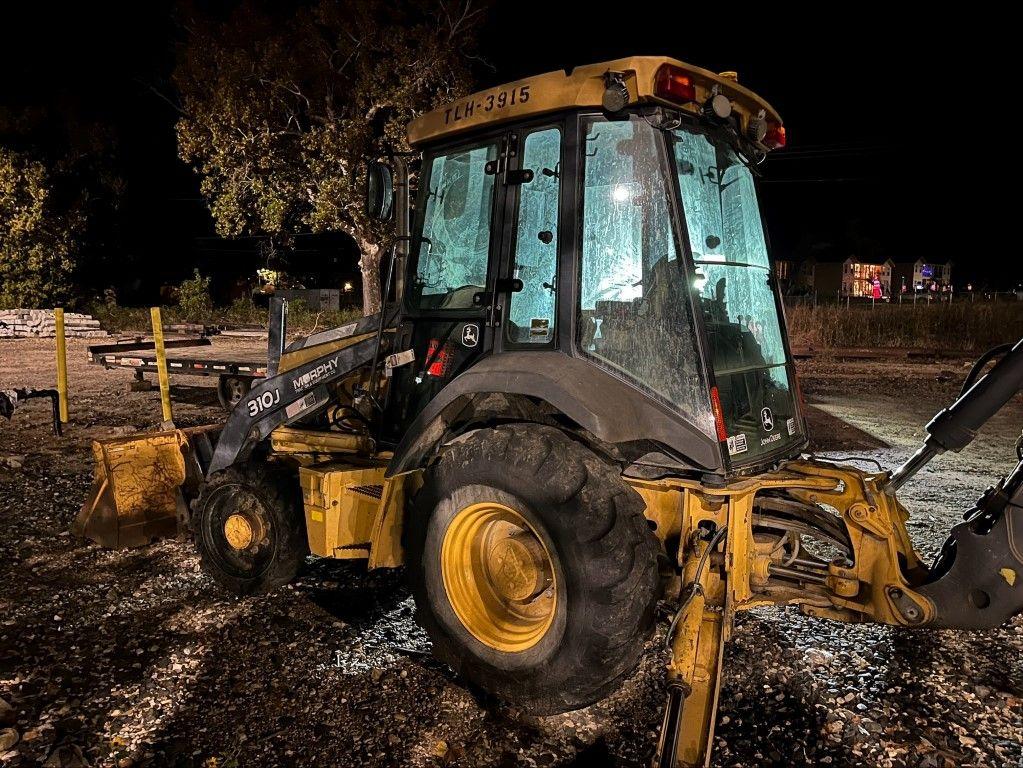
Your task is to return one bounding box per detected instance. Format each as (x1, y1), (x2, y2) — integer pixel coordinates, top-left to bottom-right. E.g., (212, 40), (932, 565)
(1, 339), (1021, 767)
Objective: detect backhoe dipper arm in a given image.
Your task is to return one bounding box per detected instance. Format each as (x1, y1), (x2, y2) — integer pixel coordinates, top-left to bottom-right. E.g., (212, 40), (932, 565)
(888, 336), (1023, 491)
(884, 336), (1023, 629)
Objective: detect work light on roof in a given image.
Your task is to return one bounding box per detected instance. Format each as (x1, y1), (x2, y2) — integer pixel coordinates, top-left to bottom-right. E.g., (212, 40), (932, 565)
(706, 90), (732, 120)
(602, 71), (630, 113)
(747, 110), (768, 143)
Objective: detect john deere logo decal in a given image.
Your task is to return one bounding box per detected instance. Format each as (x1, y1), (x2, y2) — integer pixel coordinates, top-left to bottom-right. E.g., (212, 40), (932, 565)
(761, 407), (775, 432)
(462, 324), (479, 348)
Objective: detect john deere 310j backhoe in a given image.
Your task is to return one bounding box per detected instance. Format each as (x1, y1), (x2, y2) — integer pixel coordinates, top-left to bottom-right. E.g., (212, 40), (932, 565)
(76, 57), (1023, 766)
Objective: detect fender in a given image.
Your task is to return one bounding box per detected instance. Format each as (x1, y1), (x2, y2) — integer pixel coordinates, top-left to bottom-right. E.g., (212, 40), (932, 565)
(386, 351), (722, 477)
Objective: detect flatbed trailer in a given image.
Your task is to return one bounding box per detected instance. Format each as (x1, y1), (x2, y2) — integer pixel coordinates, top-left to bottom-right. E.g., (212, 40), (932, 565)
(88, 336), (267, 409)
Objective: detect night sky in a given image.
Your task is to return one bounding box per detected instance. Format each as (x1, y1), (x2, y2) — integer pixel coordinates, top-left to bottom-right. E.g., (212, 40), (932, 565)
(1, 2), (1013, 295)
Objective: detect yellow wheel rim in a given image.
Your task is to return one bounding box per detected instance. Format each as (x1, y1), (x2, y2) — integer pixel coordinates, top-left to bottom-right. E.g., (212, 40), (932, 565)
(441, 502), (557, 652)
(224, 513), (258, 550)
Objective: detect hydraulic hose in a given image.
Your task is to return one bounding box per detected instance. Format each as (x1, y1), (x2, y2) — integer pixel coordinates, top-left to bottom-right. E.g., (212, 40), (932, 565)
(959, 343), (1013, 397)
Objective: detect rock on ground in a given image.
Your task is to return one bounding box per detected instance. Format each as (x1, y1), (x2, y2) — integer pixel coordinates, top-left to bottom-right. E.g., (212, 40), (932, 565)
(1, 339), (1021, 766)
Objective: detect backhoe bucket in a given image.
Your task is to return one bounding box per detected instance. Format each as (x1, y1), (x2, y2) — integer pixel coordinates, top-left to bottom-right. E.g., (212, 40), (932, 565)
(75, 427), (210, 548)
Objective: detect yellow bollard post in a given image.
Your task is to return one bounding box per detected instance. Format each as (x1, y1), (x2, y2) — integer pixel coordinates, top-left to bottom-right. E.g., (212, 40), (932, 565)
(54, 308), (69, 424)
(150, 307), (174, 426)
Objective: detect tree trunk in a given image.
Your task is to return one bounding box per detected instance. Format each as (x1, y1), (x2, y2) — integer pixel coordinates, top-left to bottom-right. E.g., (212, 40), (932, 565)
(357, 237), (384, 316)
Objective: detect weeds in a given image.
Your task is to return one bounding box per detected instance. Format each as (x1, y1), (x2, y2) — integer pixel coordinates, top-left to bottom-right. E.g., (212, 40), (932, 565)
(786, 302), (1023, 352)
(90, 296), (361, 336)
(90, 287), (1020, 355)
(176, 270), (214, 322)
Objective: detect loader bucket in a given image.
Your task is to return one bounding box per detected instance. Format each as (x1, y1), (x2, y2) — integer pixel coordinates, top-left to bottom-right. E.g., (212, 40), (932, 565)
(75, 428), (207, 549)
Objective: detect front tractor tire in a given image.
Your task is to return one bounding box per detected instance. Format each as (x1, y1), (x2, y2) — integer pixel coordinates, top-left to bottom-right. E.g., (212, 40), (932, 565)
(407, 425), (661, 715)
(216, 375), (253, 411)
(194, 463), (308, 595)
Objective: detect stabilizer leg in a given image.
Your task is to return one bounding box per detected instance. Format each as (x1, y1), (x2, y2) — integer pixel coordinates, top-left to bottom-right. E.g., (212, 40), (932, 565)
(654, 536), (726, 768)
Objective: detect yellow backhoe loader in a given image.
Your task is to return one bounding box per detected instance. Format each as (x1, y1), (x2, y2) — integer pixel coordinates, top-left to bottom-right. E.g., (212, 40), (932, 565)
(76, 57), (1023, 766)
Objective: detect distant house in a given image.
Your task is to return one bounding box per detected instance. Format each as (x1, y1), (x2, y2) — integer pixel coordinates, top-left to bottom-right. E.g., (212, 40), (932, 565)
(891, 259), (953, 293)
(800, 254), (893, 297)
(841, 257), (893, 297)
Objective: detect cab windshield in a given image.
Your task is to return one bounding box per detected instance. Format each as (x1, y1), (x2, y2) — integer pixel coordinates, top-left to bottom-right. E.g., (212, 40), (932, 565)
(576, 115), (801, 465)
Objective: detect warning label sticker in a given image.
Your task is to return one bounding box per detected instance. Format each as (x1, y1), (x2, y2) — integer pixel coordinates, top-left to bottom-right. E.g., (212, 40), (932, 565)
(285, 391), (321, 420)
(787, 417), (797, 436)
(727, 433), (748, 455)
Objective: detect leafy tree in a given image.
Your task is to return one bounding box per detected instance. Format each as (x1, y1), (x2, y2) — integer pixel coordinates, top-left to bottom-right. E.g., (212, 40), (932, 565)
(173, 0), (486, 315)
(1, 39), (125, 310)
(0, 138), (122, 310)
(0, 148), (83, 308)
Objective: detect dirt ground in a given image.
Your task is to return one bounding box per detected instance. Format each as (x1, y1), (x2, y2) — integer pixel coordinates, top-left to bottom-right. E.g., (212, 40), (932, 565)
(1, 338), (1021, 768)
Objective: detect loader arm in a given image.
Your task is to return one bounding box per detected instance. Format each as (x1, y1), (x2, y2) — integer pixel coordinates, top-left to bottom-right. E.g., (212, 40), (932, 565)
(206, 311), (394, 475)
(75, 310), (396, 550)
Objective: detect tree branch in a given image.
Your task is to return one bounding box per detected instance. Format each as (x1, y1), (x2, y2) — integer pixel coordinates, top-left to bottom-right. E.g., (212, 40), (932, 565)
(136, 79), (188, 117)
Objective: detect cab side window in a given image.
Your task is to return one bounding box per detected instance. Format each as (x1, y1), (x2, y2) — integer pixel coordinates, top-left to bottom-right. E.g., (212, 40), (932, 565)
(506, 128), (561, 343)
(412, 142), (499, 310)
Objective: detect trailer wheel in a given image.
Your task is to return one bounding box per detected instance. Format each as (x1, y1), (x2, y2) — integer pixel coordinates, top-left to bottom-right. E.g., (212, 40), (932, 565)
(194, 463), (308, 595)
(406, 424), (660, 715)
(216, 375), (252, 411)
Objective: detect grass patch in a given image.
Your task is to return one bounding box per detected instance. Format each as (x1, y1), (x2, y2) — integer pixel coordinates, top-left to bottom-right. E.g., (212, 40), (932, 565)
(90, 298), (362, 336)
(93, 295), (1020, 356)
(785, 302), (1023, 352)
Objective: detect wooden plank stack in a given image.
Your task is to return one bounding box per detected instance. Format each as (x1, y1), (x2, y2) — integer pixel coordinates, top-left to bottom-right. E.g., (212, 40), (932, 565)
(0, 309), (109, 339)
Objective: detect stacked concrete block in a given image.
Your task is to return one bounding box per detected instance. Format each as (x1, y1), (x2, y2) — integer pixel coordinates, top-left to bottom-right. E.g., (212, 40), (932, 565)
(0, 309), (108, 338)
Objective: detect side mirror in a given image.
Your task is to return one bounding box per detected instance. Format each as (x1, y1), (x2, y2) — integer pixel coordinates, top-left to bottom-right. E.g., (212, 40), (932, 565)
(365, 161), (394, 221)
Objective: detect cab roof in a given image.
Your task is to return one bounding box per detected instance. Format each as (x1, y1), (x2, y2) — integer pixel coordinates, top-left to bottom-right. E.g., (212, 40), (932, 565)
(407, 55), (783, 148)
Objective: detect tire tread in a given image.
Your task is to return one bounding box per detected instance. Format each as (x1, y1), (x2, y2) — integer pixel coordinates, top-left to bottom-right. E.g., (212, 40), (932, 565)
(408, 424), (660, 714)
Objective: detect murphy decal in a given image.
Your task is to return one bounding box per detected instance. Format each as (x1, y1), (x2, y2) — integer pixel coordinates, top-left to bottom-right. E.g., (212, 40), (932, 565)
(292, 355), (340, 393)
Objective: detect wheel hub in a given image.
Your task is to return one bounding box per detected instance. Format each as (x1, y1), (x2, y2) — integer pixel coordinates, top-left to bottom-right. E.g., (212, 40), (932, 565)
(487, 534), (550, 602)
(441, 502), (557, 652)
(224, 512), (261, 550)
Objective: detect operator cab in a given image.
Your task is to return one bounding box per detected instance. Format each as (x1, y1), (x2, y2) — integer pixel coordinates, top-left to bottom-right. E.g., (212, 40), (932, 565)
(377, 57), (804, 477)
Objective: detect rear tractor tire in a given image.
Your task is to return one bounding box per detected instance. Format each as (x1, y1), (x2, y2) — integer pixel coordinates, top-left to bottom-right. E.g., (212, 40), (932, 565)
(407, 424), (661, 715)
(194, 463), (308, 595)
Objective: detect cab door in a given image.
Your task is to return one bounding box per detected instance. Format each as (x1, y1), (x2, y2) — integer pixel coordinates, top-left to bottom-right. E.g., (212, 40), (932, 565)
(382, 125), (565, 443)
(381, 135), (509, 439)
